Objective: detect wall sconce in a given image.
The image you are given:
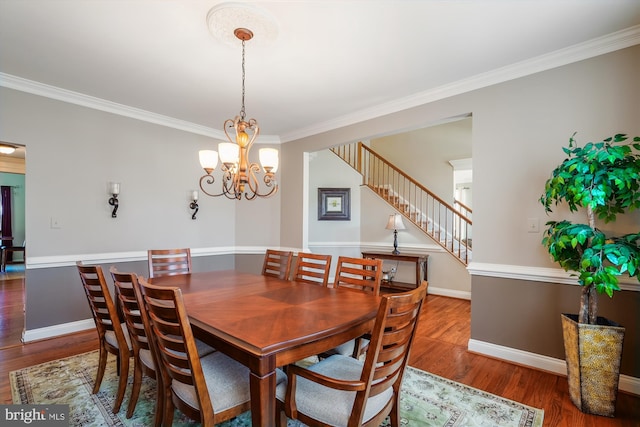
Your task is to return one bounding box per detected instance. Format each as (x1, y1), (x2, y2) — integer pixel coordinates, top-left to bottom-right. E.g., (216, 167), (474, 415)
(108, 182), (120, 218)
(190, 190), (199, 220)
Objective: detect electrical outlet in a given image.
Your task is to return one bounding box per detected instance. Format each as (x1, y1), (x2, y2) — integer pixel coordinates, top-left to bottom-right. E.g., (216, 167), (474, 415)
(527, 217), (539, 233)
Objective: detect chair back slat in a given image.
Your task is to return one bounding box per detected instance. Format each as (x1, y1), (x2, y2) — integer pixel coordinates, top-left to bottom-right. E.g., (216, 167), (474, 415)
(293, 252), (332, 286)
(358, 281), (427, 409)
(110, 268), (153, 354)
(333, 256), (383, 295)
(148, 248), (192, 278)
(77, 263), (124, 337)
(262, 249), (293, 280)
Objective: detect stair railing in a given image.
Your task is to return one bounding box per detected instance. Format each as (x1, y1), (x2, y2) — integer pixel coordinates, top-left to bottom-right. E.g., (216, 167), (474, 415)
(331, 141), (472, 265)
(454, 199), (472, 220)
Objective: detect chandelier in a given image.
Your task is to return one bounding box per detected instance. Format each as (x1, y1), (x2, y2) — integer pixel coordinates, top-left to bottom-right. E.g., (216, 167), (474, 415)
(198, 28), (278, 200)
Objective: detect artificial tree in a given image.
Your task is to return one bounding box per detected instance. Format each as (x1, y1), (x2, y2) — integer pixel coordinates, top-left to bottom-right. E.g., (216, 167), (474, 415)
(540, 133), (640, 324)
(540, 132), (640, 416)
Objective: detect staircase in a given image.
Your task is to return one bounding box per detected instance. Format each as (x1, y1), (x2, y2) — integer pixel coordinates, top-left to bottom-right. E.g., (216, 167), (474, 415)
(331, 142), (472, 265)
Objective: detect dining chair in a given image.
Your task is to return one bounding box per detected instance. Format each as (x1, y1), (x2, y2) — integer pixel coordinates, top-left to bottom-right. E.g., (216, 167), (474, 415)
(138, 276), (278, 426)
(1, 240), (25, 272)
(111, 268), (217, 424)
(276, 281), (428, 427)
(110, 267), (164, 423)
(262, 249), (294, 280)
(147, 248), (192, 278)
(326, 256), (384, 358)
(77, 262), (132, 414)
(292, 252), (332, 286)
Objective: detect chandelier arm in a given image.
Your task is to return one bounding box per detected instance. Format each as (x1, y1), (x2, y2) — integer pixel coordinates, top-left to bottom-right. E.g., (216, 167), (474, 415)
(243, 162), (278, 198)
(245, 118), (259, 151)
(254, 184), (278, 199)
(199, 175), (227, 198)
(223, 118), (237, 144)
(243, 162), (262, 199)
(263, 173), (278, 189)
(223, 187), (240, 200)
(222, 169), (242, 199)
(260, 180), (278, 197)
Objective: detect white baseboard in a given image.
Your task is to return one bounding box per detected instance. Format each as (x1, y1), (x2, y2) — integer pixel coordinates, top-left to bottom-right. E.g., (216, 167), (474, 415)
(22, 319), (95, 343)
(468, 339), (640, 396)
(428, 286), (471, 300)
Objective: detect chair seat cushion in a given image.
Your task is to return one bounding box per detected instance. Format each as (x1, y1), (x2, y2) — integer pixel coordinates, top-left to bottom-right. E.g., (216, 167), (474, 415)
(139, 348), (155, 370)
(104, 324), (132, 351)
(172, 351), (285, 414)
(276, 354), (393, 426)
(194, 339), (216, 357)
(325, 337), (369, 358)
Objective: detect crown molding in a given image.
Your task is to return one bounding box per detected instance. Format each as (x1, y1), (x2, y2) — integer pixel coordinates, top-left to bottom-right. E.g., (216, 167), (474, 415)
(1, 26), (637, 145)
(0, 72), (282, 145)
(0, 73), (226, 139)
(279, 25), (640, 143)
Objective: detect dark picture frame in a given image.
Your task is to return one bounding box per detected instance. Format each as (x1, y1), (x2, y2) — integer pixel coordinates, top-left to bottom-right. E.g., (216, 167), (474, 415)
(318, 188), (350, 220)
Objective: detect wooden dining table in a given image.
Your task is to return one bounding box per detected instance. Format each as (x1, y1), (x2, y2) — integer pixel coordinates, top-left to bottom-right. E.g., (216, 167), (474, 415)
(149, 269), (381, 427)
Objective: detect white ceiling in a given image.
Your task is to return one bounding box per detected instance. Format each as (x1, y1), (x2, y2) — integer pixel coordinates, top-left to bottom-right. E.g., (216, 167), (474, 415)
(1, 1), (639, 144)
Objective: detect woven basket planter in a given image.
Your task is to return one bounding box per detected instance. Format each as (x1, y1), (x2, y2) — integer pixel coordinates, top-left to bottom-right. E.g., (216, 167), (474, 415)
(561, 313), (625, 417)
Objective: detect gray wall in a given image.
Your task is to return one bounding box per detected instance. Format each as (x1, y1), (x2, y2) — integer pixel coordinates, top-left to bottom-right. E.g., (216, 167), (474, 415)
(24, 254), (236, 329)
(0, 87), (281, 330)
(472, 276), (639, 375)
(307, 149), (362, 262)
(279, 45), (640, 377)
(371, 117), (472, 205)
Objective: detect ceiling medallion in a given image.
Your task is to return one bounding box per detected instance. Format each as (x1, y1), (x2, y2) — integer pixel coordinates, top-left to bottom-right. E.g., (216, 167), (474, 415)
(206, 2), (278, 47)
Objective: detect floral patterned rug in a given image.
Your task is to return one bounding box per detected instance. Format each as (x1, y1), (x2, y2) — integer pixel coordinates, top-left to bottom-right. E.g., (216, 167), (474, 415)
(10, 350), (543, 426)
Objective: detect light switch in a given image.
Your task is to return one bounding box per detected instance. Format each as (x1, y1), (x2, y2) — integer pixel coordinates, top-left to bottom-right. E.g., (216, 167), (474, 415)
(50, 217), (62, 229)
(527, 217), (539, 233)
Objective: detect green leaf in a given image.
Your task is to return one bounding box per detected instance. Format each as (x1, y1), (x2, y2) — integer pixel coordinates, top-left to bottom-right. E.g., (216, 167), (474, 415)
(539, 132), (640, 316)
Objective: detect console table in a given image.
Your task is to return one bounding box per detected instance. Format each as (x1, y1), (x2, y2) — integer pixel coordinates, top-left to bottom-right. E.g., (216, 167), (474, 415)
(361, 251), (429, 291)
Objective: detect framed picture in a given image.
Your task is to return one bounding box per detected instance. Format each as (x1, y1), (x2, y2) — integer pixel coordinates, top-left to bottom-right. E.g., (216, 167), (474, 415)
(318, 188), (350, 220)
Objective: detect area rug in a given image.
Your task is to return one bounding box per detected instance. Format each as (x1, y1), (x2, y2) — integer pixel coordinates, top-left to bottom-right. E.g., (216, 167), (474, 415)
(10, 351), (544, 426)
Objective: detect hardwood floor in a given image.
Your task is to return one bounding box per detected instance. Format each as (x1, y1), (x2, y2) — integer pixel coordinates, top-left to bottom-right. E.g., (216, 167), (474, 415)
(409, 296), (639, 427)
(0, 269), (25, 349)
(0, 288), (638, 426)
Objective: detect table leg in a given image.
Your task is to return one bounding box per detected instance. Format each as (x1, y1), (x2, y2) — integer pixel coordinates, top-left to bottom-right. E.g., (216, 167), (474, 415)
(249, 361), (277, 427)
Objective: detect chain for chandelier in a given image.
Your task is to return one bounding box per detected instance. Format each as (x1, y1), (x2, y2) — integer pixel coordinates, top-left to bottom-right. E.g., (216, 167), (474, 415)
(239, 38), (246, 122)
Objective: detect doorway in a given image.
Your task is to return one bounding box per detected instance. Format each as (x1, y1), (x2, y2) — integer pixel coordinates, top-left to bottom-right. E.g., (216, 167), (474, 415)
(0, 144), (26, 348)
